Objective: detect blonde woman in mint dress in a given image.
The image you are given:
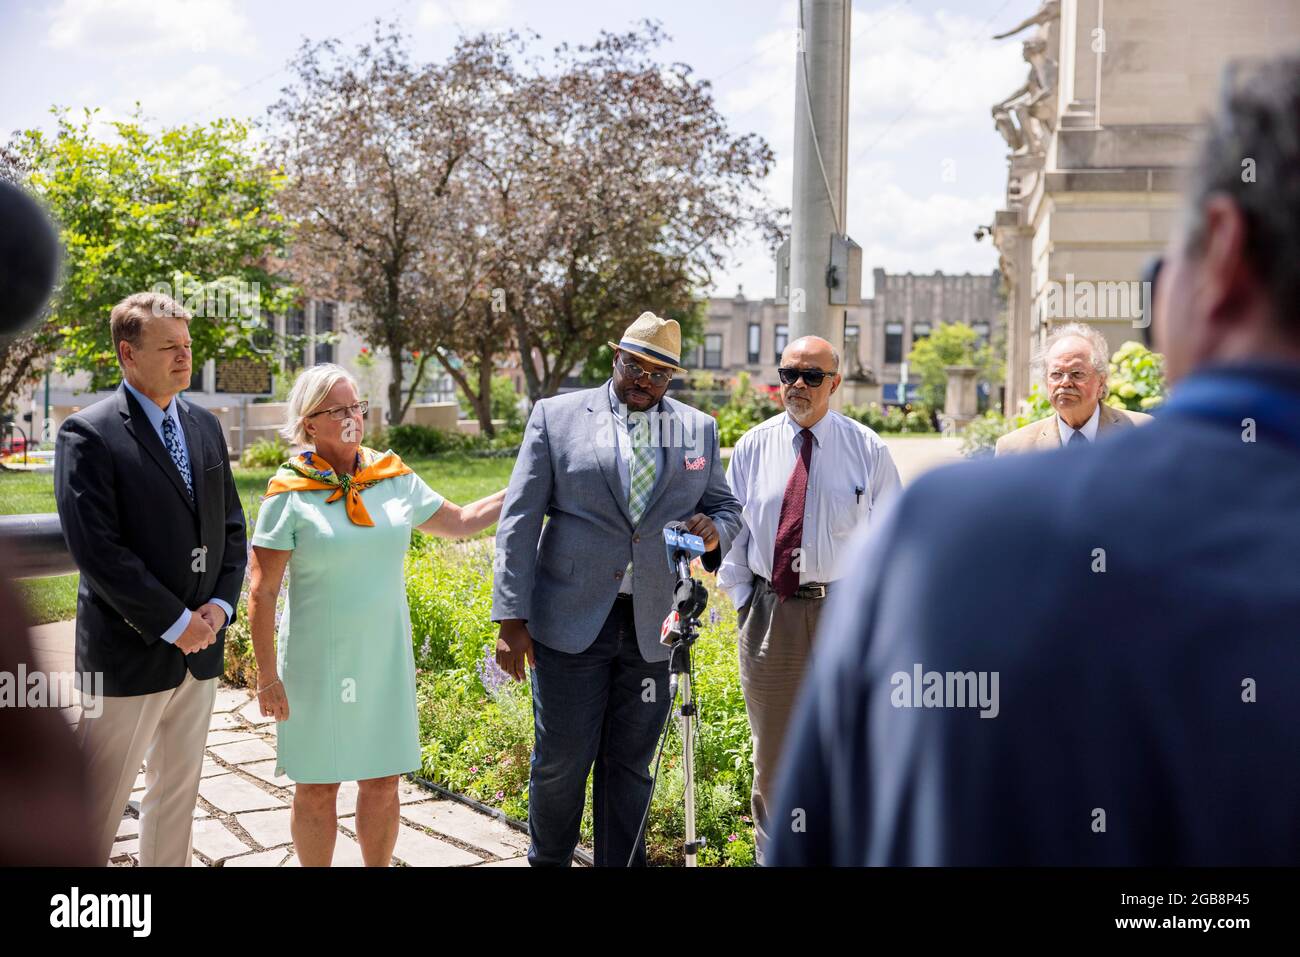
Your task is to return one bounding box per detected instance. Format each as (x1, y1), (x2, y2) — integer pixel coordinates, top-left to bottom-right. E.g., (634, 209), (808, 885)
(247, 364), (505, 867)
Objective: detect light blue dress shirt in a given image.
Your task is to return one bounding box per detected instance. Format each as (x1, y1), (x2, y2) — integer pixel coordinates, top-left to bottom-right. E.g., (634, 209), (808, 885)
(122, 380), (233, 642)
(719, 409), (903, 609)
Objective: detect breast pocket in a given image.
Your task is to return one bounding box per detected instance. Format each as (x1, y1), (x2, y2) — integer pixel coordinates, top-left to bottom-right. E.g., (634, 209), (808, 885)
(829, 478), (872, 542)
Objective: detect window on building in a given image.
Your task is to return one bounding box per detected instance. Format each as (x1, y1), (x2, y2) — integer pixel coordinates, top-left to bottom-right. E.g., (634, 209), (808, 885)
(885, 322), (904, 364)
(774, 324), (789, 364)
(314, 301), (337, 365)
(702, 334), (723, 369)
(913, 322), (932, 344)
(747, 323), (761, 364)
(284, 306), (306, 370)
(844, 323), (859, 370)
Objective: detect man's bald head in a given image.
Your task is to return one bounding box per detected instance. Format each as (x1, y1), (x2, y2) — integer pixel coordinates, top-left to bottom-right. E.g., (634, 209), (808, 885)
(781, 336), (840, 373)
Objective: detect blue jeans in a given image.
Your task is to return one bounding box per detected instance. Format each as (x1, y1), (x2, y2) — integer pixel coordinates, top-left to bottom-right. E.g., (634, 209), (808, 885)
(527, 596), (673, 866)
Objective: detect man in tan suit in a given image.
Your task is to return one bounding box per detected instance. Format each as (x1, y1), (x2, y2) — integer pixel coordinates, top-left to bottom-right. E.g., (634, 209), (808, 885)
(996, 322), (1151, 455)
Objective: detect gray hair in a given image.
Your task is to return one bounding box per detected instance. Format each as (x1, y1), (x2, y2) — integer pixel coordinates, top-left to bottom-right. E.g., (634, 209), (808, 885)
(1180, 54), (1300, 336)
(280, 363), (358, 447)
(1033, 322), (1110, 399)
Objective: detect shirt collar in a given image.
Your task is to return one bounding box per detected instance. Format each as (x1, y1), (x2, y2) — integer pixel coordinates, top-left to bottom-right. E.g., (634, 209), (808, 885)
(1057, 402), (1101, 444)
(123, 379), (180, 432)
(783, 409), (833, 447)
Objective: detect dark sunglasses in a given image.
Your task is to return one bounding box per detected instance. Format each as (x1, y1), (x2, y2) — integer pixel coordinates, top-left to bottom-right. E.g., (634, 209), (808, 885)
(1140, 255), (1163, 350)
(778, 367), (830, 388)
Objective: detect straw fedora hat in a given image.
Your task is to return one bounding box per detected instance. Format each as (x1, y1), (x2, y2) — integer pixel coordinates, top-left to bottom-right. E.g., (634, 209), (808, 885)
(607, 311), (687, 373)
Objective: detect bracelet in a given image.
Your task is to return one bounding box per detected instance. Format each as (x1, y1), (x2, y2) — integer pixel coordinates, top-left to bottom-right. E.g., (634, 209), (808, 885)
(257, 678), (282, 694)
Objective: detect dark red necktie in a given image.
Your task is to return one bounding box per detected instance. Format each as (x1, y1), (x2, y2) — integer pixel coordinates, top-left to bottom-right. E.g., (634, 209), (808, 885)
(772, 428), (813, 601)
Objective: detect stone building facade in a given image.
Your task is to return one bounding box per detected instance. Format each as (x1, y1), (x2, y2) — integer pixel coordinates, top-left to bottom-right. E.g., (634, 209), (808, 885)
(989, 0), (1300, 412)
(694, 270), (1002, 407)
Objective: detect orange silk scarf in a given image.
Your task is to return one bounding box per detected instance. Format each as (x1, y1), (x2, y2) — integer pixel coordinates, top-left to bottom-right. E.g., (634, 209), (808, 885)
(262, 446), (413, 527)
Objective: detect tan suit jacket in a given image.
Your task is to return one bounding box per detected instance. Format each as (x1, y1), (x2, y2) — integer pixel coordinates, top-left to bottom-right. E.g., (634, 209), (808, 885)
(995, 404), (1153, 456)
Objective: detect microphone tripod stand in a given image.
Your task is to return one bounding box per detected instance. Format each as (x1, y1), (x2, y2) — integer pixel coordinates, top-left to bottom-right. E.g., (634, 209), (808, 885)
(630, 556), (709, 867)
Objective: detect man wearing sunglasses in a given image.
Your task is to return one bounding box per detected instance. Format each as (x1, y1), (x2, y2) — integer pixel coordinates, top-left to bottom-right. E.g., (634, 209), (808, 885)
(491, 310), (741, 866)
(718, 334), (900, 863)
(771, 54), (1300, 866)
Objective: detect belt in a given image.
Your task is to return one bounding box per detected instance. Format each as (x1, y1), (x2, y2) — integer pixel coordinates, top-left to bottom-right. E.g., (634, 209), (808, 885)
(758, 576), (829, 600)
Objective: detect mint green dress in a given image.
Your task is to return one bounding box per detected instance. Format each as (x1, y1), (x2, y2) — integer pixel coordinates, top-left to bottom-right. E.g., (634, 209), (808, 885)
(250, 462), (444, 784)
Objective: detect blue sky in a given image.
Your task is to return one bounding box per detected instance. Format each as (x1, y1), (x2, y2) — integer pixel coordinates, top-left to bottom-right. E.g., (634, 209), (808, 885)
(0, 0), (1038, 298)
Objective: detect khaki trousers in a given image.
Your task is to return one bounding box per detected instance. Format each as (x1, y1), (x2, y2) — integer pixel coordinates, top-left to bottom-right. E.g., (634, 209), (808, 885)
(737, 575), (826, 865)
(75, 669), (216, 866)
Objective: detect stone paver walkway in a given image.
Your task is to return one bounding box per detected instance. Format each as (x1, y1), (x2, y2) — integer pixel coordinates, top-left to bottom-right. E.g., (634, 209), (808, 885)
(48, 675), (532, 867)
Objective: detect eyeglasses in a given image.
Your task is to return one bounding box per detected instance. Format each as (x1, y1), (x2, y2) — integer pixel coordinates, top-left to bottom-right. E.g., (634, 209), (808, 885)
(617, 354), (672, 386)
(778, 367), (830, 388)
(307, 400), (369, 420)
(1046, 370), (1093, 384)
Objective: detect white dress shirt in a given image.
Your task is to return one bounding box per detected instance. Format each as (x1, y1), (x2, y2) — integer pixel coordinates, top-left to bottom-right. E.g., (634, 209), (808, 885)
(719, 409), (902, 609)
(122, 379), (233, 642)
(1056, 402), (1101, 445)
(607, 381), (665, 594)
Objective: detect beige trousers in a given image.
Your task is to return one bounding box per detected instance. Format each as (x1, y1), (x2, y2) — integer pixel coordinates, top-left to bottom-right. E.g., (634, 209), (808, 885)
(737, 576), (826, 865)
(75, 669), (216, 866)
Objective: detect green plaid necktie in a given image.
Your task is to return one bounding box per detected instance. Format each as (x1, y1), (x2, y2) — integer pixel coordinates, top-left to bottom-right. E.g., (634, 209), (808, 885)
(627, 414), (656, 524)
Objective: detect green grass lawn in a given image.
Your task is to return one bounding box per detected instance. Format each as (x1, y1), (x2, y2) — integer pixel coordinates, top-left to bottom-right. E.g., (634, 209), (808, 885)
(1, 454), (515, 624)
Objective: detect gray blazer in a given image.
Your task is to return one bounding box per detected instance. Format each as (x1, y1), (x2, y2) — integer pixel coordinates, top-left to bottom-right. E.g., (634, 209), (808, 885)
(491, 381), (742, 662)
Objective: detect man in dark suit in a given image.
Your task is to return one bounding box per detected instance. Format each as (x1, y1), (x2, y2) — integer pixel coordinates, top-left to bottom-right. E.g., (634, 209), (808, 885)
(55, 291), (246, 866)
(770, 53), (1300, 866)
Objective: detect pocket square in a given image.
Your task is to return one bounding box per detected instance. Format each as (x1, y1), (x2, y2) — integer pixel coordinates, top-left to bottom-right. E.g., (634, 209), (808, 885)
(684, 455), (707, 470)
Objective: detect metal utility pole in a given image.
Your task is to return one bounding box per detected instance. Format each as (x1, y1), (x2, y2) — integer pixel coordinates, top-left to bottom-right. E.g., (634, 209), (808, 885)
(785, 0), (860, 398)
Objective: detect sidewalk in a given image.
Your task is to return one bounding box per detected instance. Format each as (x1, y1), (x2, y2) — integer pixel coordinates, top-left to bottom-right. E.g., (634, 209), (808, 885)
(32, 620), (533, 867)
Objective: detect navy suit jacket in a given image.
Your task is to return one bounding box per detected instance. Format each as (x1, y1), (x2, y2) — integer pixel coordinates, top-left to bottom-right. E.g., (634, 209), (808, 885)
(54, 384), (247, 697)
(770, 364), (1300, 866)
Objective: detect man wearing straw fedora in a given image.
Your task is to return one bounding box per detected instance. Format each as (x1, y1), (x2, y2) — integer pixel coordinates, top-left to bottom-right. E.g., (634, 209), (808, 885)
(492, 311), (742, 866)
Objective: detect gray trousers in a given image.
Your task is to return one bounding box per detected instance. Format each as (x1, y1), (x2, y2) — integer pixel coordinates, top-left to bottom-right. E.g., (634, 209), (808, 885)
(736, 575), (826, 864)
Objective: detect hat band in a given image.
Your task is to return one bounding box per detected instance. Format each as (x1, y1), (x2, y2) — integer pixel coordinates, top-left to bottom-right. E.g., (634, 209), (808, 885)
(619, 339), (679, 368)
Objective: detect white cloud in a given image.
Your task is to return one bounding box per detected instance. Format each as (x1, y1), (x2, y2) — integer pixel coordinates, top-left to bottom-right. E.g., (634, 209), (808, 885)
(47, 0), (257, 58)
(710, 2), (1023, 296)
(416, 0), (518, 31)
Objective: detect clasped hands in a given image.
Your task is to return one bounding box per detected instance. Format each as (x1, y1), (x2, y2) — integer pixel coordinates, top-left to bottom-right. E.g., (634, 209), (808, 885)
(176, 602), (227, 654)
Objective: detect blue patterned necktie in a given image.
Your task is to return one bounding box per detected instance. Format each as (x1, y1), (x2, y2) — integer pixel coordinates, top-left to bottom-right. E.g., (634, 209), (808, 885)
(1068, 428), (1088, 446)
(162, 414), (194, 500)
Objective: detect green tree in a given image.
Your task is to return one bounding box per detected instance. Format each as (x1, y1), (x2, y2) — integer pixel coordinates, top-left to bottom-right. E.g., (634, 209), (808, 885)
(905, 322), (999, 411)
(11, 108), (294, 390)
(457, 374), (523, 431)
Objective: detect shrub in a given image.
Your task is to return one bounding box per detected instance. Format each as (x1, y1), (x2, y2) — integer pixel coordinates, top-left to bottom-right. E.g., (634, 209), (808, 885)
(714, 372), (782, 447)
(376, 423), (524, 459)
(1106, 340), (1165, 412)
(240, 436), (289, 469)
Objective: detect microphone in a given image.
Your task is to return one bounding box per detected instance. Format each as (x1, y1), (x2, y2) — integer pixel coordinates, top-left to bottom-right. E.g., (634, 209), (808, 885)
(663, 522), (706, 576)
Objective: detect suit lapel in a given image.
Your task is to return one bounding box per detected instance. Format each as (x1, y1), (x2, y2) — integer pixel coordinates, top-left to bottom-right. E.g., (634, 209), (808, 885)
(117, 384), (197, 513)
(587, 392), (635, 527)
(1098, 404), (1125, 432)
(1036, 416), (1061, 450)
